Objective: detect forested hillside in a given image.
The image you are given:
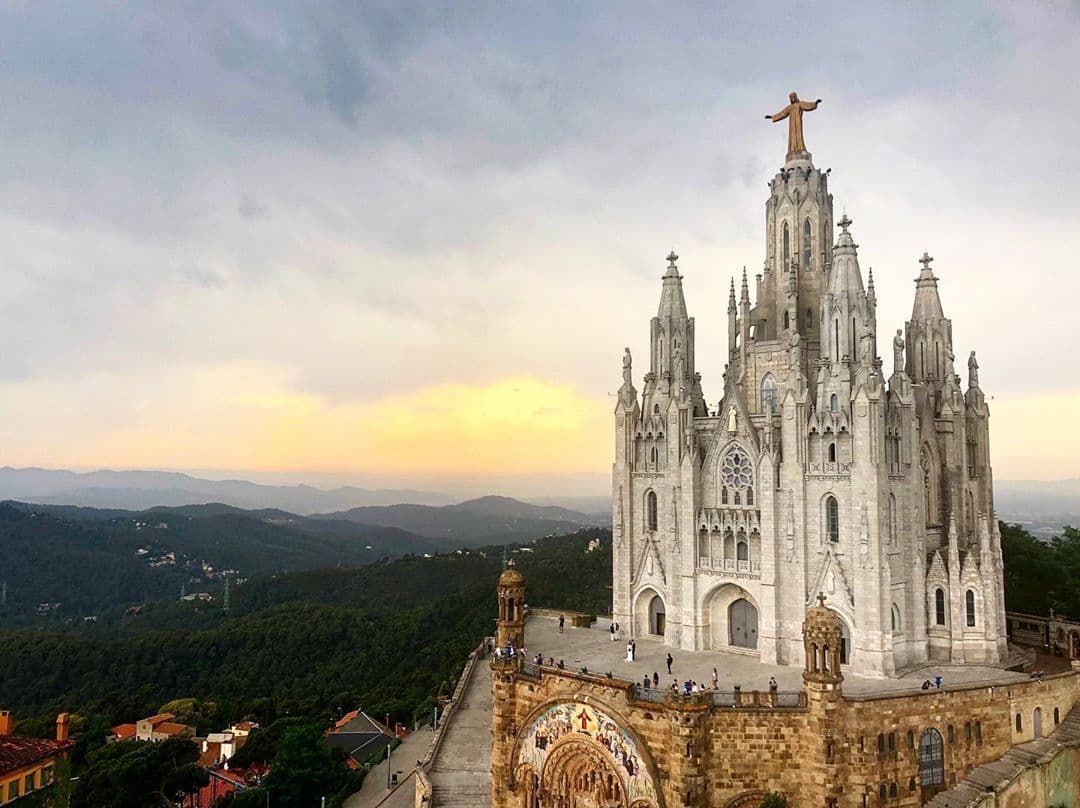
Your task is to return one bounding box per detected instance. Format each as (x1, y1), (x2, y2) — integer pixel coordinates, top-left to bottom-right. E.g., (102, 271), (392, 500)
(0, 498), (590, 624)
(0, 528), (611, 727)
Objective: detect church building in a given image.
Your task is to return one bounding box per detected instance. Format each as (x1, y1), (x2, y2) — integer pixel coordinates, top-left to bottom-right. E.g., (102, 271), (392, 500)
(611, 95), (1006, 677)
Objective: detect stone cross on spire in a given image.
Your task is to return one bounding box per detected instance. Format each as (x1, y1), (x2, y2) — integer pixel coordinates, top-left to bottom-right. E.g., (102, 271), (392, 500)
(919, 251), (933, 270)
(838, 214), (852, 234)
(666, 250), (679, 268)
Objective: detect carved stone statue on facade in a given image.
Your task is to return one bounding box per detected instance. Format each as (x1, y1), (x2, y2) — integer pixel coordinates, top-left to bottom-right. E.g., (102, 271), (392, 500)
(790, 330), (801, 371)
(968, 350), (979, 389)
(622, 347), (632, 386)
(893, 329), (904, 375)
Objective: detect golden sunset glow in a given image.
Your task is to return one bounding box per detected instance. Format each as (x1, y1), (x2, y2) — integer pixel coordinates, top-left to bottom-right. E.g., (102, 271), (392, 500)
(0, 367), (611, 478)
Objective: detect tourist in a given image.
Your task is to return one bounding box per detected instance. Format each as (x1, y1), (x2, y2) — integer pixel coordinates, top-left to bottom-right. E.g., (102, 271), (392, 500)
(614, 621), (621, 640)
(666, 653), (674, 674)
(557, 659), (565, 670)
(769, 677), (778, 693)
(625, 640), (634, 663)
(652, 671), (660, 688)
(494, 646), (503, 659)
(643, 675), (650, 689)
(921, 680), (931, 690)
(670, 679), (678, 692)
(712, 667), (719, 688)
(610, 623), (616, 642)
(558, 615), (565, 633)
(934, 675), (943, 689)
(631, 640), (637, 661)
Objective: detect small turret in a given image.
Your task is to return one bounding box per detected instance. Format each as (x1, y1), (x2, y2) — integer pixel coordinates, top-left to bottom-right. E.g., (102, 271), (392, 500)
(496, 564), (525, 649)
(802, 593), (844, 688)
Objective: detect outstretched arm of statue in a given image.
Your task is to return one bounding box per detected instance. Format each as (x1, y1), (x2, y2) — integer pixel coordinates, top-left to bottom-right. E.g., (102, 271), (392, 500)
(767, 106), (790, 121)
(798, 99), (822, 111)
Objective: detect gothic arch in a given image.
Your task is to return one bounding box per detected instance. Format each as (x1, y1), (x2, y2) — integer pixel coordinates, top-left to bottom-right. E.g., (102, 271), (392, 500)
(632, 587), (665, 638)
(511, 696), (664, 808)
(542, 738), (628, 808)
(920, 443), (940, 526)
(725, 791), (769, 808)
(705, 439), (757, 508)
(702, 583), (759, 651)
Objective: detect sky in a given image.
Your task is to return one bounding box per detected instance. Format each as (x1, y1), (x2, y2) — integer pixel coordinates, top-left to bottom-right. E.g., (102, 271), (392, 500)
(0, 2), (1077, 496)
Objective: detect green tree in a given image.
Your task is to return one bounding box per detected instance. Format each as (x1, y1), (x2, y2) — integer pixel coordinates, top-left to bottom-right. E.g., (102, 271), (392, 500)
(72, 737), (208, 808)
(760, 793), (789, 808)
(264, 725), (345, 808)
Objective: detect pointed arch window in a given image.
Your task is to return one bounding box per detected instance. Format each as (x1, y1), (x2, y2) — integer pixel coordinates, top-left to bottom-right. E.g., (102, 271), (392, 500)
(646, 491), (658, 531)
(783, 221), (790, 265)
(935, 588), (947, 626)
(721, 486), (729, 505)
(828, 443), (837, 463)
(826, 496), (839, 543)
(747, 486), (754, 506)
(803, 218), (812, 269)
(830, 393), (839, 413)
(760, 373), (778, 416)
(734, 491), (741, 506)
(966, 589), (977, 627)
(807, 308), (813, 328)
(783, 310), (790, 330)
(891, 603), (902, 634)
(888, 494), (897, 542)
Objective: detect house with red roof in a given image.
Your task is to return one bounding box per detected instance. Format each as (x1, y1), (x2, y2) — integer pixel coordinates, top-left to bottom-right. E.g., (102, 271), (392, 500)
(0, 711), (74, 805)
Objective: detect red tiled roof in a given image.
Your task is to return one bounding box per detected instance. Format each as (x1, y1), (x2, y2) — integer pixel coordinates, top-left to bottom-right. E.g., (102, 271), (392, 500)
(112, 724), (137, 741)
(197, 742), (222, 768)
(143, 712), (176, 726)
(0, 736), (74, 776)
(333, 709), (360, 730)
(155, 722), (190, 736)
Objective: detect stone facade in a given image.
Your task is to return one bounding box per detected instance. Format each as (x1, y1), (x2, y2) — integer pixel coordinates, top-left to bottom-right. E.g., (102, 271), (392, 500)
(489, 598), (1080, 808)
(612, 140), (1006, 678)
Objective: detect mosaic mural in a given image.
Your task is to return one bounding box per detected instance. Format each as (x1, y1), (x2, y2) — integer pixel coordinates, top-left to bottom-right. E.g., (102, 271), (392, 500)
(517, 701), (659, 805)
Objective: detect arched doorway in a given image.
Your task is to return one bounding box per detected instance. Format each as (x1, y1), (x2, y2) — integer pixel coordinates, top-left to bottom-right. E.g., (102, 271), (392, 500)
(832, 611), (851, 664)
(1033, 707), (1043, 739)
(729, 598), (758, 649)
(543, 738), (627, 808)
(648, 595), (666, 637)
(1071, 631), (1080, 660)
(919, 728), (945, 799)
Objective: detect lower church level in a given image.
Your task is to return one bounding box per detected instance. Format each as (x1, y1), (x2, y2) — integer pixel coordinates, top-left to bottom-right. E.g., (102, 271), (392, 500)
(482, 572), (1080, 808)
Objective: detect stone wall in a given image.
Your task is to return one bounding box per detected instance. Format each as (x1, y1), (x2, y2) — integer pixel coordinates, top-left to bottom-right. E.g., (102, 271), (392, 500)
(492, 661), (1080, 807)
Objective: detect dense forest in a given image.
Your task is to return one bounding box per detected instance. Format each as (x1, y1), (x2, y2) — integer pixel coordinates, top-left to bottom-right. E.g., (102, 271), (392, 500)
(0, 497), (597, 624)
(1, 528), (610, 726)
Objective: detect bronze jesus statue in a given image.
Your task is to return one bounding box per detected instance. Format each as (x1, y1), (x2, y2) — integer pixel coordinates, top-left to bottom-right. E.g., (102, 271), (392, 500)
(766, 92), (822, 158)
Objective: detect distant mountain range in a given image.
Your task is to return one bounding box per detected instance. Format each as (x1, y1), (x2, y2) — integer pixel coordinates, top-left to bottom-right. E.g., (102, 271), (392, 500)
(0, 467), (454, 512)
(0, 494), (600, 623)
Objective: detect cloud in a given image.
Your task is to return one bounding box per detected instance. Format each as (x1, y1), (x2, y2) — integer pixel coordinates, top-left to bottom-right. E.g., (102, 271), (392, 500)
(0, 3), (1075, 482)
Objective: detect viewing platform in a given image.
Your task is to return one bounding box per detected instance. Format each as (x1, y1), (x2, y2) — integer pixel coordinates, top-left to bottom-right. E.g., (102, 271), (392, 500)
(513, 614), (1031, 699)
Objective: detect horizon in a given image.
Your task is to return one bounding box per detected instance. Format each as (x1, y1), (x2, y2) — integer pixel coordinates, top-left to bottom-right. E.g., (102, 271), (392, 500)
(1, 4), (1078, 482)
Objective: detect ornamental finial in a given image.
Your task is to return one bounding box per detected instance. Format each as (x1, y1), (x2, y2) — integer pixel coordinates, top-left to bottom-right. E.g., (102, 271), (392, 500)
(666, 249), (679, 269)
(919, 251), (934, 270)
(838, 214), (852, 234)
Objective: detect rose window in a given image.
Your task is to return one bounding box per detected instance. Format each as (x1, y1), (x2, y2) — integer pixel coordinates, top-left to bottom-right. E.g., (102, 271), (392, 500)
(721, 449), (754, 489)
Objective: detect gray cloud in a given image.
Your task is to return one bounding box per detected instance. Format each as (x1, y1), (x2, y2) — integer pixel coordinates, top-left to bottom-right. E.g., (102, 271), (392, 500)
(0, 1), (1074, 465)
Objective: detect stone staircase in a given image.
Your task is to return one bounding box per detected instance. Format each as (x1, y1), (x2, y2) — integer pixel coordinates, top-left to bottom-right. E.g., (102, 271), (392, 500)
(926, 705), (1080, 807)
(428, 660), (493, 806)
